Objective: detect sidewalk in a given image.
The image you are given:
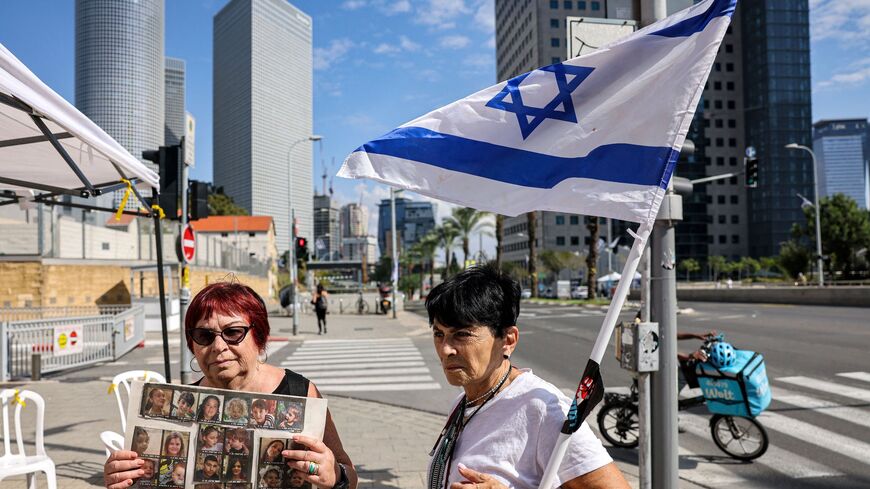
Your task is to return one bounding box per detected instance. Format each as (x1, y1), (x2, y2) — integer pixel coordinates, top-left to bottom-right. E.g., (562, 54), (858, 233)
(0, 309), (664, 489)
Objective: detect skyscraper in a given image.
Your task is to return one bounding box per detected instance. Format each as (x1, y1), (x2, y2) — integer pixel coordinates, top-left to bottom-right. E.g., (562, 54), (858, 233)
(313, 194), (340, 260)
(378, 198), (436, 259)
(75, 0), (164, 177)
(813, 119), (870, 209)
(213, 0), (314, 250)
(340, 203), (368, 238)
(742, 0), (813, 257)
(164, 57), (185, 146)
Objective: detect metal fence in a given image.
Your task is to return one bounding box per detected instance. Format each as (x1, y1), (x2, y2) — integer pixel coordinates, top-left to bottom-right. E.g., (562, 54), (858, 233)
(0, 304), (145, 381)
(0, 305), (130, 322)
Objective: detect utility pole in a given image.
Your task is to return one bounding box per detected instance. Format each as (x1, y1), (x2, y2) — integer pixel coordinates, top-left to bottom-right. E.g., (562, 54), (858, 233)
(785, 143), (824, 286)
(390, 188), (398, 319)
(638, 247), (652, 489)
(179, 140), (193, 383)
(291, 209), (298, 335)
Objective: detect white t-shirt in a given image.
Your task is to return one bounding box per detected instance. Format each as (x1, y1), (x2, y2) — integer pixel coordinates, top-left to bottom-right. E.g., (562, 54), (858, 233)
(429, 369), (612, 489)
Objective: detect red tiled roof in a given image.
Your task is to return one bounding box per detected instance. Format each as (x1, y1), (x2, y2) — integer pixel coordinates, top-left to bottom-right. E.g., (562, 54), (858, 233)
(190, 216), (274, 233)
(105, 214), (136, 227)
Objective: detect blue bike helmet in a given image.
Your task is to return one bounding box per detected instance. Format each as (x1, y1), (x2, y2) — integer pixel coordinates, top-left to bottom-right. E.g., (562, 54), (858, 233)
(709, 341), (736, 368)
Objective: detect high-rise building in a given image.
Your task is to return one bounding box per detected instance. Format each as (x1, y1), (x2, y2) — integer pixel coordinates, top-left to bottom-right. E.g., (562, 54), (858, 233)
(813, 119), (870, 209)
(164, 57), (185, 146)
(313, 194), (340, 260)
(75, 0), (164, 179)
(213, 0), (313, 250)
(742, 0), (813, 257)
(340, 203), (369, 238)
(377, 198), (436, 259)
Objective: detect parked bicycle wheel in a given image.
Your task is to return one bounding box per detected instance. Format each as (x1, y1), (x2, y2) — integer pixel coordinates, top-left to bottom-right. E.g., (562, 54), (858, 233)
(710, 414), (768, 461)
(597, 403), (639, 448)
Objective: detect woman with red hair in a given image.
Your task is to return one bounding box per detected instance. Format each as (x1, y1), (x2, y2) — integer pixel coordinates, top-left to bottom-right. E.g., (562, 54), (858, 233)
(103, 282), (357, 489)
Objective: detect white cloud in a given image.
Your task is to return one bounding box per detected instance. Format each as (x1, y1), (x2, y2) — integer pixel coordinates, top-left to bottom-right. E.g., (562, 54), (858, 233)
(314, 39), (355, 70)
(382, 0), (412, 14)
(400, 35), (421, 51)
(372, 35), (420, 55)
(473, 0), (495, 33)
(341, 113), (379, 128)
(463, 52), (493, 69)
(415, 0), (471, 29)
(485, 36), (496, 49)
(816, 57), (870, 90)
(811, 0), (870, 45)
(341, 0), (366, 10)
(374, 43), (401, 54)
(440, 35), (471, 49)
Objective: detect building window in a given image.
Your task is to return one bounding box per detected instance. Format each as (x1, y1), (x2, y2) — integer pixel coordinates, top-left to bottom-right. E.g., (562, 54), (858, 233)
(713, 81), (722, 90)
(591, 1), (600, 10)
(715, 137), (724, 147)
(569, 215), (579, 225)
(726, 63), (734, 72)
(718, 195), (726, 204)
(221, 232), (229, 237)
(730, 195), (738, 204)
(578, 0), (587, 8)
(715, 119), (723, 128)
(731, 215), (739, 224)
(719, 235), (727, 244)
(550, 0), (558, 8)
(564, 0), (572, 8)
(730, 176), (738, 185)
(728, 138), (737, 147)
(556, 236), (566, 246)
(703, 100), (709, 109)
(571, 236), (580, 245)
(729, 157), (737, 166)
(551, 18), (559, 28)
(732, 235), (740, 244)
(726, 81), (735, 91)
(725, 43), (733, 53)
(551, 38), (560, 47)
(727, 100), (736, 109)
(718, 215), (726, 224)
(555, 215), (565, 225)
(728, 119), (736, 128)
(102, 242), (110, 250)
(706, 195), (713, 204)
(714, 100), (723, 109)
(714, 62), (721, 71)
(716, 157), (724, 166)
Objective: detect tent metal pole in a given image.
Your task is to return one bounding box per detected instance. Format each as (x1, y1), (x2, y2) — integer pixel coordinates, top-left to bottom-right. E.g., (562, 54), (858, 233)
(0, 132), (73, 148)
(153, 204), (172, 383)
(29, 114), (98, 194)
(35, 199), (150, 217)
(0, 176), (87, 197)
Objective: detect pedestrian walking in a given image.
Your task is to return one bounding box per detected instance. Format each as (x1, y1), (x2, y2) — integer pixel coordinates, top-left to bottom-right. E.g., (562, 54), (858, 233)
(312, 283), (329, 334)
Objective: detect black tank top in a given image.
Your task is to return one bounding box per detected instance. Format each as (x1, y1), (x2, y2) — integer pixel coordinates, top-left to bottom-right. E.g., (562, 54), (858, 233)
(192, 369), (309, 396)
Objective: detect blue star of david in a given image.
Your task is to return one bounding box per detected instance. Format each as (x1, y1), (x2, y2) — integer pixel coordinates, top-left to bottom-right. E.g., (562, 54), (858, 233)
(486, 63), (594, 140)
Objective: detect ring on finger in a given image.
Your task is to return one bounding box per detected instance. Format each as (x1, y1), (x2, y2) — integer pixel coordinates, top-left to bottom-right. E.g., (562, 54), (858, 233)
(307, 461), (319, 476)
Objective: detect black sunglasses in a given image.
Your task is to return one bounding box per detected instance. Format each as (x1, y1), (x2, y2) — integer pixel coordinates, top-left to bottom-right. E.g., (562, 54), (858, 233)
(188, 326), (251, 346)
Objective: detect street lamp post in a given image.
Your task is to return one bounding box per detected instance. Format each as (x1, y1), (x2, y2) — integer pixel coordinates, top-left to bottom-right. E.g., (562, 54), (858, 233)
(785, 143), (824, 286)
(288, 135), (322, 335)
(390, 188), (399, 319)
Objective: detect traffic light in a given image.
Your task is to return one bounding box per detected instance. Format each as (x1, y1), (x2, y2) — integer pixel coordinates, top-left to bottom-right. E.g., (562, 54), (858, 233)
(745, 156), (759, 188)
(189, 180), (209, 220)
(295, 237), (309, 264)
(142, 145), (181, 220)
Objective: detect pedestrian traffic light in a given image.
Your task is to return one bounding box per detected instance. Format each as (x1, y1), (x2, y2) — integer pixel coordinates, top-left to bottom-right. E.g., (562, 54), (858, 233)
(189, 180), (209, 220)
(295, 237), (309, 264)
(745, 156), (759, 188)
(142, 145), (181, 220)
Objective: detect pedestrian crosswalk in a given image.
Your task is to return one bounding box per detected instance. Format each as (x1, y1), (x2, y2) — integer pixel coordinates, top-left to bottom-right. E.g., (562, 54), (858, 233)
(279, 338), (442, 392)
(594, 370), (870, 485)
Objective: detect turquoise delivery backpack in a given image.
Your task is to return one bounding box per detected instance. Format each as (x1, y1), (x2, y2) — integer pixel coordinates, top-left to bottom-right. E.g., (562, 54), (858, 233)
(695, 350), (771, 418)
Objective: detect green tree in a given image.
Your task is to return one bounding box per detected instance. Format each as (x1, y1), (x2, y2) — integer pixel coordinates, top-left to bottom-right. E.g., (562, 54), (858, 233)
(538, 250), (564, 285)
(793, 193), (870, 278)
(778, 240), (811, 280)
(708, 255), (727, 281)
(207, 192), (248, 216)
(415, 232), (439, 292)
(437, 223), (460, 278)
(445, 207), (492, 267)
(758, 256), (780, 276)
(495, 215), (504, 269)
(738, 257), (761, 280)
(678, 258), (700, 281)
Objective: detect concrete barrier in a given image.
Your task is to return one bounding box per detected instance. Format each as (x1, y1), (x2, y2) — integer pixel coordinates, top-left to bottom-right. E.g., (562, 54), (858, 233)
(629, 286), (870, 307)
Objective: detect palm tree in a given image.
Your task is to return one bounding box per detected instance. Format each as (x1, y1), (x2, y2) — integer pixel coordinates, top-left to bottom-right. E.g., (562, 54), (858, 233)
(437, 222), (460, 277)
(416, 232), (439, 293)
(586, 216), (599, 299)
(444, 207), (492, 267)
(495, 214), (504, 269)
(527, 211), (538, 297)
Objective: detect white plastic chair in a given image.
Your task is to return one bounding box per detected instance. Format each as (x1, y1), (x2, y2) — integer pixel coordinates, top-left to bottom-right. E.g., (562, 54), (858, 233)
(101, 370), (166, 457)
(0, 389), (57, 489)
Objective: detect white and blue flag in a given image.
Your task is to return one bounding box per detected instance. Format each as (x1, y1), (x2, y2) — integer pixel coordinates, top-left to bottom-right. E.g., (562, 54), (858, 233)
(339, 0), (735, 225)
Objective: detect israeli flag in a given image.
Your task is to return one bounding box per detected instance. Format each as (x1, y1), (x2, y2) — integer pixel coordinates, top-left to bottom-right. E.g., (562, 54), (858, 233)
(339, 0), (734, 224)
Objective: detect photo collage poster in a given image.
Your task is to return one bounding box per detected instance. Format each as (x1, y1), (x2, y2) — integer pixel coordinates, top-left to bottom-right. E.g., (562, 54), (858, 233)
(124, 380), (326, 488)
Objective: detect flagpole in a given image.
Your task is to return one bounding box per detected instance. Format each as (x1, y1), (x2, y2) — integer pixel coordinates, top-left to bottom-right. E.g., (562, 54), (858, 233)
(538, 218), (654, 489)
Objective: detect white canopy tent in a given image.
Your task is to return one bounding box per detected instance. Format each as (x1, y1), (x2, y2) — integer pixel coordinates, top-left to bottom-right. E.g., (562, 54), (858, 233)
(0, 42), (173, 381)
(596, 271), (642, 282)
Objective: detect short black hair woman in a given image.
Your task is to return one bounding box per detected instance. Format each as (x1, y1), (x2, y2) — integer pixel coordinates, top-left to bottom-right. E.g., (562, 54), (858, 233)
(426, 266), (629, 489)
(104, 282), (357, 489)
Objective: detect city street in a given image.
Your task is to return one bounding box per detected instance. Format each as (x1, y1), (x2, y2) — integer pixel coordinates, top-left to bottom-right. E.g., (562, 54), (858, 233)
(266, 302), (870, 488)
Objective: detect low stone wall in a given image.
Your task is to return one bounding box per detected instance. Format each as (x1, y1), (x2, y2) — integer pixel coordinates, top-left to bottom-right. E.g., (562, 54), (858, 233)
(629, 286), (870, 307)
(0, 260), (271, 308)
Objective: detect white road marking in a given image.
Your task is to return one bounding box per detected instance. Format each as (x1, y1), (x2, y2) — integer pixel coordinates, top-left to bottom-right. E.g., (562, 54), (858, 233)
(281, 356), (423, 367)
(313, 382), (442, 392)
(310, 375), (436, 385)
(759, 410), (870, 466)
(288, 348), (420, 357)
(777, 376), (870, 403)
(836, 371), (870, 384)
(281, 361), (426, 372)
(771, 386), (870, 430)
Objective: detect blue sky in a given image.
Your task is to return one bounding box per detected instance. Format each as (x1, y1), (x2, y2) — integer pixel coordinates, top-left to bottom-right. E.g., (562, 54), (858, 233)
(1, 0), (868, 254)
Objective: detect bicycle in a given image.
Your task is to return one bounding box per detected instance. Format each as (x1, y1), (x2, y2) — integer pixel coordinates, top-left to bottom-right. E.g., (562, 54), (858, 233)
(597, 335), (769, 461)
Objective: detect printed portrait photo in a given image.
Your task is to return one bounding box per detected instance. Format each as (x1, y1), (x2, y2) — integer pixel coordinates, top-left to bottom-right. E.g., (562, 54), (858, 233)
(227, 484), (252, 489)
(158, 458), (186, 487)
(259, 438), (287, 465)
(131, 426), (163, 457)
(160, 430), (189, 459)
(284, 468), (311, 489)
(141, 385), (172, 418)
(275, 400), (305, 432)
(197, 424), (225, 453)
(225, 455), (251, 483)
(171, 389), (199, 421)
(248, 398), (277, 429)
(258, 466), (283, 488)
(223, 396), (251, 425)
(197, 393), (224, 422)
(192, 484), (222, 489)
(224, 428), (252, 457)
(193, 452), (223, 482)
(134, 457), (159, 487)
